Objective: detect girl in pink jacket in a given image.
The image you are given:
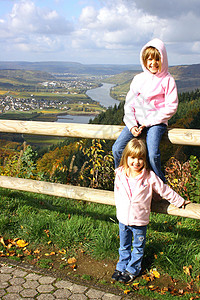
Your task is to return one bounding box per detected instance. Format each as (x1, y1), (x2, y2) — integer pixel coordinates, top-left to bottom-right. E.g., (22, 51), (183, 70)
(111, 138), (189, 284)
(112, 38), (178, 183)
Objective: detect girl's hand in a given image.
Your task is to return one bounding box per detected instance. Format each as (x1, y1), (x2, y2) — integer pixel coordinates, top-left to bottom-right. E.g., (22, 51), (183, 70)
(131, 125), (145, 137)
(180, 200), (191, 209)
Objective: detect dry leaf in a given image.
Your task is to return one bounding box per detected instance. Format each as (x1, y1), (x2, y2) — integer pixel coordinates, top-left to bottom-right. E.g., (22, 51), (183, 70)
(16, 239), (29, 248)
(142, 274), (151, 282)
(23, 249), (31, 255)
(34, 249), (40, 254)
(59, 249), (66, 254)
(68, 257), (77, 264)
(44, 230), (50, 237)
(50, 252), (55, 255)
(183, 265), (192, 276)
(0, 237), (6, 247)
(124, 290), (130, 294)
(150, 268), (160, 278)
(152, 270), (160, 278)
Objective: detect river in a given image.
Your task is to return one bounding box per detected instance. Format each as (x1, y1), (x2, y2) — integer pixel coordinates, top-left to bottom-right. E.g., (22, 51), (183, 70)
(56, 83), (119, 124)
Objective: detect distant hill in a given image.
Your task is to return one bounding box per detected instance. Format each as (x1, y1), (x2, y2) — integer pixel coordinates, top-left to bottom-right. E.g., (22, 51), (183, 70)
(1, 61), (200, 92)
(0, 61), (141, 75)
(105, 64), (200, 93)
(0, 69), (56, 89)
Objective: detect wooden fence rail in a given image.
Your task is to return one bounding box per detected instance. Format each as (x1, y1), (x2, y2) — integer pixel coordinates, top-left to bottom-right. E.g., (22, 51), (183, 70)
(0, 119), (200, 144)
(0, 120), (200, 219)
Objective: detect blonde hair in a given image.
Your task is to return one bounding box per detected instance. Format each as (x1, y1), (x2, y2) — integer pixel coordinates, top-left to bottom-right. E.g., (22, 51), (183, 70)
(119, 138), (148, 171)
(142, 46), (161, 72)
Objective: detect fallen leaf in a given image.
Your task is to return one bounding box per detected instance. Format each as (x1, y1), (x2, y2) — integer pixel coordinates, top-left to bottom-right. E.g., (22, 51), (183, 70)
(23, 249), (31, 256)
(183, 265), (192, 276)
(68, 257), (77, 264)
(0, 237), (6, 247)
(142, 274), (151, 282)
(132, 282), (139, 286)
(59, 249), (66, 254)
(153, 270), (160, 278)
(16, 239), (29, 248)
(124, 290), (130, 294)
(44, 230), (50, 237)
(34, 249), (40, 254)
(50, 252), (55, 255)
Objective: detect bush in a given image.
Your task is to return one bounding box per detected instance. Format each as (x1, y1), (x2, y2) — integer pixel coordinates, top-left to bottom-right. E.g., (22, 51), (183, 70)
(165, 155), (200, 203)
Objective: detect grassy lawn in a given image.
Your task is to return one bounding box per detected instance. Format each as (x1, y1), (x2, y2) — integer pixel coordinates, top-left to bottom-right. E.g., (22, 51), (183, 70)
(0, 187), (199, 299)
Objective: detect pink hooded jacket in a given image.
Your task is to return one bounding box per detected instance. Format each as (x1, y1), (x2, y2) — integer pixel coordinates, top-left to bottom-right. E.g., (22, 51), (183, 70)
(114, 166), (185, 226)
(124, 38), (178, 129)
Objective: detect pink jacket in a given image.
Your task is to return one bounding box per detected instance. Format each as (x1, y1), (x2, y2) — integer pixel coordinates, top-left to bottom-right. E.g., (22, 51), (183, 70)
(114, 166), (185, 226)
(124, 38), (178, 129)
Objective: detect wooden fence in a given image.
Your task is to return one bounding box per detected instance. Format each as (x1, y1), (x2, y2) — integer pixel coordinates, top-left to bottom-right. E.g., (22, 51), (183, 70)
(0, 119), (200, 220)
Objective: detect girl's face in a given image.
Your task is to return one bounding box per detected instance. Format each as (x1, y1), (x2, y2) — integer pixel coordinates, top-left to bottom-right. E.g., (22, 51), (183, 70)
(146, 55), (160, 74)
(127, 156), (144, 174)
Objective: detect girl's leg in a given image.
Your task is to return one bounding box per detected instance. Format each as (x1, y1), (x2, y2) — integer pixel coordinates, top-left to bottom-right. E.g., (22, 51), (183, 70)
(116, 223), (132, 273)
(112, 126), (133, 168)
(146, 124), (167, 182)
(126, 225), (147, 276)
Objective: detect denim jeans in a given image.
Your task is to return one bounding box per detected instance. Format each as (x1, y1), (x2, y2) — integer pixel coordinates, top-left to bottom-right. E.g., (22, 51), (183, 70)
(112, 124), (167, 182)
(116, 222), (147, 276)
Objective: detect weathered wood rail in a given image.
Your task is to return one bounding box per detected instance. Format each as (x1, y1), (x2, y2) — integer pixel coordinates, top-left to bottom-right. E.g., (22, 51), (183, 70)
(0, 119), (200, 219)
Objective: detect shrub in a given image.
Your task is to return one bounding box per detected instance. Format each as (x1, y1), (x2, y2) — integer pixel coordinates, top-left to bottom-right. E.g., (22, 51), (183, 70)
(165, 155), (200, 203)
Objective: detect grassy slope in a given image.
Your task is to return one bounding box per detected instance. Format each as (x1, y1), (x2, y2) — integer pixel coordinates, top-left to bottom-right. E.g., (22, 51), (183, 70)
(0, 187), (199, 299)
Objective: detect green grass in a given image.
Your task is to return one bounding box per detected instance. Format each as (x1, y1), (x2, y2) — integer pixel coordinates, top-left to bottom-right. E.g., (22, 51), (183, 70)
(0, 187), (199, 299)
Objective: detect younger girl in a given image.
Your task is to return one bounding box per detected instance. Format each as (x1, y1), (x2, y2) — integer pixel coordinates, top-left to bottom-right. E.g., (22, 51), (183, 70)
(112, 138), (189, 284)
(112, 38), (178, 183)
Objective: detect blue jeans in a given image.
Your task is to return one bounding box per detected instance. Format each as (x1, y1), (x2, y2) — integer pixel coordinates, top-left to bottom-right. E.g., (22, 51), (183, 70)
(116, 222), (147, 276)
(112, 124), (167, 182)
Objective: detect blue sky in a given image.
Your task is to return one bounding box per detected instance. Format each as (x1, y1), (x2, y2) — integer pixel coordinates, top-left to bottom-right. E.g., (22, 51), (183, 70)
(1, 0), (200, 65)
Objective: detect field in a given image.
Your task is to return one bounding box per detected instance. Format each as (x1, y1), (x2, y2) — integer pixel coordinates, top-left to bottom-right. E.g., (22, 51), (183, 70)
(0, 187), (199, 299)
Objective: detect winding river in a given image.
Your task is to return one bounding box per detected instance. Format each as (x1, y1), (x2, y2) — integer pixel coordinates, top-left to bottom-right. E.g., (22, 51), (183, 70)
(57, 83), (119, 124)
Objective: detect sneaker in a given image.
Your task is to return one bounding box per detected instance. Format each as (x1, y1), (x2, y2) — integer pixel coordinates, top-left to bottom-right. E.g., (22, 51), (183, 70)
(118, 270), (136, 283)
(111, 269), (122, 281)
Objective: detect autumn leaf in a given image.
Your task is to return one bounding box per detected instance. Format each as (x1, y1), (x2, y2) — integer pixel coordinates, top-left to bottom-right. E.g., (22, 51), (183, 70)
(132, 282), (139, 286)
(23, 249), (31, 256)
(152, 270), (160, 278)
(142, 274), (151, 282)
(124, 290), (130, 294)
(0, 236), (6, 247)
(59, 249), (66, 254)
(150, 268), (160, 278)
(71, 264), (77, 270)
(68, 257), (77, 264)
(34, 249), (40, 254)
(44, 230), (50, 237)
(183, 265), (192, 276)
(16, 239), (29, 248)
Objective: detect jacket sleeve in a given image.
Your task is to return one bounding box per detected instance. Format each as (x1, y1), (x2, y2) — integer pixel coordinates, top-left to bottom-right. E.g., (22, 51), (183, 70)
(144, 76), (178, 127)
(123, 77), (139, 130)
(151, 171), (185, 207)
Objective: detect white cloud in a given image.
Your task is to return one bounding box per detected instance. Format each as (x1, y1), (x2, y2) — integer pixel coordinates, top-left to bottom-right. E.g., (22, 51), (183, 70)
(1, 0), (200, 64)
(7, 0), (73, 35)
